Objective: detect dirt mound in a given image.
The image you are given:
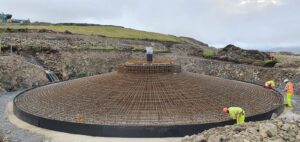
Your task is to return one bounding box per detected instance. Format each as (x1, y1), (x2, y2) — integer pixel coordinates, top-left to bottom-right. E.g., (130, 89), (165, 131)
(216, 44), (277, 67)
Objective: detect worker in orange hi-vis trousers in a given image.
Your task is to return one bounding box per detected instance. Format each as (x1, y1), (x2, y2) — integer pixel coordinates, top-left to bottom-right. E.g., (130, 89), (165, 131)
(284, 79), (294, 108)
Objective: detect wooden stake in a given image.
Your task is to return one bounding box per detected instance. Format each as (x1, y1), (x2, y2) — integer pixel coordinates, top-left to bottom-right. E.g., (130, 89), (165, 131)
(10, 45), (12, 56)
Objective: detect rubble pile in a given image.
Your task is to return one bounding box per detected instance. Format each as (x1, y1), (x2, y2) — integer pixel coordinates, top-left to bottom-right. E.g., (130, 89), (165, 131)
(182, 113), (300, 142)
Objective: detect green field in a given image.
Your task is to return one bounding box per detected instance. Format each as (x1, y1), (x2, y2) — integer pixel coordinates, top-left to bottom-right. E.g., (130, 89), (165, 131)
(0, 24), (182, 43)
(202, 49), (216, 58)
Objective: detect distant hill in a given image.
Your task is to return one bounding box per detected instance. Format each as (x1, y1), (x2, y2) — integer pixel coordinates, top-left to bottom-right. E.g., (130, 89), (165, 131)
(268, 47), (300, 54)
(0, 24), (182, 43)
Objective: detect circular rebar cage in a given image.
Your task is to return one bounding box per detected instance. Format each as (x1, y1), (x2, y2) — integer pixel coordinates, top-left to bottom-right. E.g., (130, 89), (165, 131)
(13, 61), (283, 137)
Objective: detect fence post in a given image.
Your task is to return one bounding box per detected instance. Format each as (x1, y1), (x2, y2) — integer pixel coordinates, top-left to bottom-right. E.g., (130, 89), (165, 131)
(10, 45), (13, 56)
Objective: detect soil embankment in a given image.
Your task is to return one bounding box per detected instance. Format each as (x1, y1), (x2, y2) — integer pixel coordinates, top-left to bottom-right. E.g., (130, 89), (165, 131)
(0, 29), (299, 92)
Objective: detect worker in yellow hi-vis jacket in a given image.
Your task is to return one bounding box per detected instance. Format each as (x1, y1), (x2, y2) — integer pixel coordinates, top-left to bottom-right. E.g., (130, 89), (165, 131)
(264, 80), (275, 89)
(223, 107), (245, 125)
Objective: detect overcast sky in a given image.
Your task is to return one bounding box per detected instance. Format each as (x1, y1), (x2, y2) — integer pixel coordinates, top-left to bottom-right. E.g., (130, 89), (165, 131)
(1, 0), (299, 49)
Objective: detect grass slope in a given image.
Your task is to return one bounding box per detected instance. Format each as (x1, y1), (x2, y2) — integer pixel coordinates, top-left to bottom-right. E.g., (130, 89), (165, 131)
(0, 24), (182, 43)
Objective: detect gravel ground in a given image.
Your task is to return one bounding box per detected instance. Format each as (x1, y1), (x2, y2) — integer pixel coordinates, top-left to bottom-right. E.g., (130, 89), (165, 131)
(0, 90), (46, 142)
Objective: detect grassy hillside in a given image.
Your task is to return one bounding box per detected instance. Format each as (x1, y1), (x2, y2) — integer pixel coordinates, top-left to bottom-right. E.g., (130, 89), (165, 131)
(0, 24), (182, 43)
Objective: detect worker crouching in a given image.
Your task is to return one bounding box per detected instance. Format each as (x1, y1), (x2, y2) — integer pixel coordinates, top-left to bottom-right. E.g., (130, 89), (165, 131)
(264, 80), (275, 89)
(223, 107), (245, 125)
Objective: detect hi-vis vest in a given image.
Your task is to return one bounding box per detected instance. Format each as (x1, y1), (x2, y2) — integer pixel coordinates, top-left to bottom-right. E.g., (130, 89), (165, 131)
(228, 107), (245, 119)
(286, 82), (294, 94)
(265, 80), (275, 88)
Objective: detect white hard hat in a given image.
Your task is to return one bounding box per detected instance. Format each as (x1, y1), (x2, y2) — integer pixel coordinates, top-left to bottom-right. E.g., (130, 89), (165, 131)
(284, 79), (289, 83)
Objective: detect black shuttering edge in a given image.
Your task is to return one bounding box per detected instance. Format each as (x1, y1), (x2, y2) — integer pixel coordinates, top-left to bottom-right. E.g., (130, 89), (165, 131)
(13, 86), (284, 138)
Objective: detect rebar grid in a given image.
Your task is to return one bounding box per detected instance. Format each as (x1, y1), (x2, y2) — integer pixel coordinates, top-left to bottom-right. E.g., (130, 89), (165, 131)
(117, 59), (181, 74)
(14, 63), (282, 126)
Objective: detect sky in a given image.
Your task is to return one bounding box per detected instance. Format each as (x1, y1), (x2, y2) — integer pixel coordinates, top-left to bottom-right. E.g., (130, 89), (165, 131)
(1, 0), (300, 50)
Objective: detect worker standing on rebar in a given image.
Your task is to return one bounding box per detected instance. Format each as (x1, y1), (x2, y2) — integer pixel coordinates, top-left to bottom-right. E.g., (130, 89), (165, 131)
(264, 80), (275, 89)
(284, 79), (294, 108)
(223, 107), (245, 125)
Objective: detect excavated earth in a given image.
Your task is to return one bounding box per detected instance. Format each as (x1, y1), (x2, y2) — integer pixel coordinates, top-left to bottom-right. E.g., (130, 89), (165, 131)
(0, 30), (299, 93)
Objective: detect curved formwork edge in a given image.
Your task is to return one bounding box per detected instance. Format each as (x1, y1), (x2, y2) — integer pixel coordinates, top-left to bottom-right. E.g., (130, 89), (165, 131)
(13, 88), (284, 138)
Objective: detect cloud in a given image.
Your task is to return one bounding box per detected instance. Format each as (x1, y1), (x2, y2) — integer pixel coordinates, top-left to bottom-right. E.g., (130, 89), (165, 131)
(238, 0), (283, 12)
(240, 0), (282, 5)
(212, 0), (284, 15)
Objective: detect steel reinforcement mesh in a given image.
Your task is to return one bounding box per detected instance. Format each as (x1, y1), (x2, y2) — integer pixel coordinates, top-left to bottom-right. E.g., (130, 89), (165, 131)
(14, 63), (282, 126)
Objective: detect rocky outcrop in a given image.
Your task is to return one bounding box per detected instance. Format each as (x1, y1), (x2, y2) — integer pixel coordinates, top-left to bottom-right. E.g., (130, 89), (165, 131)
(0, 55), (48, 91)
(218, 44), (271, 61)
(181, 111), (300, 142)
(212, 44), (277, 67)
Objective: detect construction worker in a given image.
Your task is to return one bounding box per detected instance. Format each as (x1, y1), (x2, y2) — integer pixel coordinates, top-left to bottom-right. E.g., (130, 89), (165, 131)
(223, 107), (245, 125)
(284, 79), (294, 108)
(264, 80), (275, 89)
